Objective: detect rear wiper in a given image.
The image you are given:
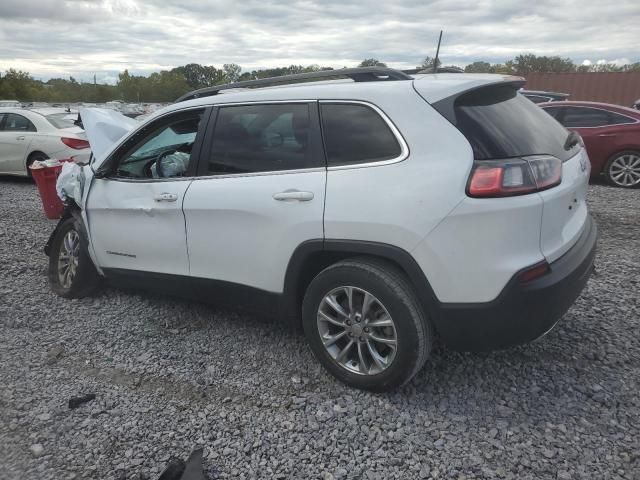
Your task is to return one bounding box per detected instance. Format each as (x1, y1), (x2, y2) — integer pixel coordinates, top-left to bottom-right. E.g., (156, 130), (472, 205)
(564, 131), (581, 150)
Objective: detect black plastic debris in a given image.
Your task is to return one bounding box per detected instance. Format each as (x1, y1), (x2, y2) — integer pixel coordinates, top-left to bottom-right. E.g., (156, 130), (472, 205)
(68, 393), (96, 409)
(157, 449), (206, 480)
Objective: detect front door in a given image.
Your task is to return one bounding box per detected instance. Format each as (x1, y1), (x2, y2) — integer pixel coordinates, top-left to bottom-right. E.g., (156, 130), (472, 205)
(183, 102), (326, 294)
(0, 113), (35, 174)
(86, 107), (209, 277)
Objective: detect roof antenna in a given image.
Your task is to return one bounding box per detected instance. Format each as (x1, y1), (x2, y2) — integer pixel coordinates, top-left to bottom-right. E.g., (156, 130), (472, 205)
(433, 30), (443, 73)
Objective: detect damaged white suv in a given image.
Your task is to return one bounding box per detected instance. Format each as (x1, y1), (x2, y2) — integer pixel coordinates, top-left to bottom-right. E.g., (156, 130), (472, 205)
(46, 68), (597, 392)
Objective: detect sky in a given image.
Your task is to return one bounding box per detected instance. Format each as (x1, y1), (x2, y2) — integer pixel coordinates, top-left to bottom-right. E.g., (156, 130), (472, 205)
(0, 0), (638, 84)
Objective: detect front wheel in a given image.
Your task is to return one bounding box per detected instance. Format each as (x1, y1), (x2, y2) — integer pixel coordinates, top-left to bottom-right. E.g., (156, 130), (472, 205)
(605, 151), (640, 188)
(302, 258), (432, 392)
(48, 217), (101, 298)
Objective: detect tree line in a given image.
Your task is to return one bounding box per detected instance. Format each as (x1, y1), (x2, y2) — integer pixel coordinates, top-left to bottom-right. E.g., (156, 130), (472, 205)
(1, 54), (639, 104)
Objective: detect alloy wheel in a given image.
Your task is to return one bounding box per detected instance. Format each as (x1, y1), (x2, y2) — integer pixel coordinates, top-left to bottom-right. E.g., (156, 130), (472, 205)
(317, 286), (397, 375)
(58, 229), (80, 289)
(609, 153), (640, 187)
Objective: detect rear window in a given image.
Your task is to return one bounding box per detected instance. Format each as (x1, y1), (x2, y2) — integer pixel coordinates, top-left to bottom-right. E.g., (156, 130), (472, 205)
(320, 103), (402, 166)
(46, 113), (77, 129)
(445, 85), (578, 161)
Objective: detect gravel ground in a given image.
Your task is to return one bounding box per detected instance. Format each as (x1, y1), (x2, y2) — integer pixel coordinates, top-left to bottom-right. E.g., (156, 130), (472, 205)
(0, 177), (638, 480)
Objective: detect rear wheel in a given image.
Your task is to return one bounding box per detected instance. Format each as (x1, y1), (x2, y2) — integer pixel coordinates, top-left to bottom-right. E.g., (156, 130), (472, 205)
(605, 151), (640, 188)
(302, 258), (432, 392)
(48, 217), (101, 298)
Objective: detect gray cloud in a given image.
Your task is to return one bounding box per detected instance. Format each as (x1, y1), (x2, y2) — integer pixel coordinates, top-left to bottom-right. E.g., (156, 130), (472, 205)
(0, 0), (638, 82)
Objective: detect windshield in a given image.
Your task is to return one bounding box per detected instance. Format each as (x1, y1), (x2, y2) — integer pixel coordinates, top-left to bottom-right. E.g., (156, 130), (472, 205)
(46, 113), (78, 129)
(446, 85), (579, 161)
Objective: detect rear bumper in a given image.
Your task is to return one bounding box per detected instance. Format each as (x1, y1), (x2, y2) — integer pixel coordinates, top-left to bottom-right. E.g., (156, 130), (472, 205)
(435, 215), (597, 351)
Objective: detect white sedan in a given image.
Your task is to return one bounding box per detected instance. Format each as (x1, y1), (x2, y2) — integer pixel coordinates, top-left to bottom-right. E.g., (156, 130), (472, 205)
(0, 108), (90, 177)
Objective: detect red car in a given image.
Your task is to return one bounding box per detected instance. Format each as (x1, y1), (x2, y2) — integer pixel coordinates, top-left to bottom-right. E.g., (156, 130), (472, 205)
(539, 101), (640, 188)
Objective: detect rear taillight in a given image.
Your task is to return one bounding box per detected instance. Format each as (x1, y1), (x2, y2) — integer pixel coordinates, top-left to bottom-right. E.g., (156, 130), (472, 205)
(61, 137), (90, 150)
(467, 155), (562, 198)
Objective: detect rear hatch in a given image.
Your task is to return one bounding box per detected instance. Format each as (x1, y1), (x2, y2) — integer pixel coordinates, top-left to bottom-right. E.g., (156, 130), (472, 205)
(427, 81), (589, 262)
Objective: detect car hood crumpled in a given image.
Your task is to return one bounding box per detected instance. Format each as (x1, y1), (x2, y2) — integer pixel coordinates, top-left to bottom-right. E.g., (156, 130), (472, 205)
(79, 108), (139, 167)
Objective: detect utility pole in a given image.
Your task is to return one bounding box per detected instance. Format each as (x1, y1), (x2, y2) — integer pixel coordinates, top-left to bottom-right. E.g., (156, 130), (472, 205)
(433, 30), (443, 73)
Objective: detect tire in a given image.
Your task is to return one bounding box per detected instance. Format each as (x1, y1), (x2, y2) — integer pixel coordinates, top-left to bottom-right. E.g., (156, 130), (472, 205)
(302, 258), (432, 392)
(26, 151), (48, 177)
(604, 151), (640, 188)
(48, 216), (101, 298)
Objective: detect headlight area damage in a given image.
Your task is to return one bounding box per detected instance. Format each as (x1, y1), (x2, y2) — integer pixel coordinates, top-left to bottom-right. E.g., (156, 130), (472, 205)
(55, 108), (139, 207)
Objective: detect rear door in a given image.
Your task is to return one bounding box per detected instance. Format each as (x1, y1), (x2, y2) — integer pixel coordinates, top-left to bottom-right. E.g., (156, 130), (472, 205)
(183, 102), (326, 295)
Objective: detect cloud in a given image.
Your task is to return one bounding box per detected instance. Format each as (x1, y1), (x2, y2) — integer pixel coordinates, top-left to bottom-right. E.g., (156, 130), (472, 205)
(0, 0), (638, 82)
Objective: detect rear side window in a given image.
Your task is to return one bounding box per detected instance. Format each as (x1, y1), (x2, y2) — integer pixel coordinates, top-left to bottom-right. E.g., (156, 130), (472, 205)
(442, 85), (577, 161)
(609, 112), (637, 125)
(320, 103), (402, 166)
(208, 103), (321, 175)
(46, 113), (76, 129)
(561, 107), (611, 128)
(3, 113), (36, 132)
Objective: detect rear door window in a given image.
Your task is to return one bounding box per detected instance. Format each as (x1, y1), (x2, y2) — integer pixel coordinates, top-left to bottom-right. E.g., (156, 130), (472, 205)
(440, 85), (577, 161)
(320, 103), (402, 166)
(207, 103), (322, 175)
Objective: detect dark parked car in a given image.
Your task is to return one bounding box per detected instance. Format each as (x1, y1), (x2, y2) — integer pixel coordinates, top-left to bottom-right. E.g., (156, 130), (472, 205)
(521, 90), (570, 103)
(540, 101), (640, 188)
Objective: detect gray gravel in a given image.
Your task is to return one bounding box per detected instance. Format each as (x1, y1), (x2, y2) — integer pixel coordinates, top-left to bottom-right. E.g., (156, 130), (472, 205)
(1, 177), (639, 480)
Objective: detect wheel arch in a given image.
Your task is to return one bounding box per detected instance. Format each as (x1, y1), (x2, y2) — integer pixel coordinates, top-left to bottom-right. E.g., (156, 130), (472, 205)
(26, 150), (49, 174)
(281, 239), (442, 329)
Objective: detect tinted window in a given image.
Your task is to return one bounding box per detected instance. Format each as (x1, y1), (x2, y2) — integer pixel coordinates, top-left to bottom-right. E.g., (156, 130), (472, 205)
(447, 85), (577, 161)
(542, 106), (562, 119)
(115, 110), (203, 179)
(525, 95), (551, 104)
(320, 103), (401, 166)
(3, 113), (36, 132)
(208, 103), (319, 175)
(561, 107), (611, 128)
(46, 113), (77, 129)
(609, 112), (636, 125)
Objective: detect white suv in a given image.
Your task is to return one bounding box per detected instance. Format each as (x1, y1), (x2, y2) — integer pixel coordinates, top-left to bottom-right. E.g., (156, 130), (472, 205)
(45, 68), (597, 392)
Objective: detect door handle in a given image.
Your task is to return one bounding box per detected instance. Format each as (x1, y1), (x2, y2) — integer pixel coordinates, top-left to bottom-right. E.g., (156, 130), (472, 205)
(597, 134), (616, 137)
(273, 190), (314, 202)
(153, 193), (178, 202)
(16, 135), (25, 141)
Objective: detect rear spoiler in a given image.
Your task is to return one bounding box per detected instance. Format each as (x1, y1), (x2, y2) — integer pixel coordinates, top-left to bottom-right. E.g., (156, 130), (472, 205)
(430, 79), (526, 125)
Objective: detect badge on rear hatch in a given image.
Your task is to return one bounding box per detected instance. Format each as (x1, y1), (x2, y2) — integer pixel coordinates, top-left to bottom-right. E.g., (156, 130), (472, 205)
(580, 156), (588, 172)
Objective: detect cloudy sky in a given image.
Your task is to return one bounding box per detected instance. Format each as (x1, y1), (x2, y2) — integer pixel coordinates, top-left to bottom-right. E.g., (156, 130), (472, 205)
(1, 0), (638, 83)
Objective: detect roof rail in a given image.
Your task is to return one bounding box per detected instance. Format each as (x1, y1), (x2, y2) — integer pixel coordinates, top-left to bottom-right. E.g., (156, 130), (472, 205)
(175, 67), (412, 103)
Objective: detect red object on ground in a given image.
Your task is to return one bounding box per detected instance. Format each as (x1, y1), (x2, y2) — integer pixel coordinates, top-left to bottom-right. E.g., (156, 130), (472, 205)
(30, 161), (71, 219)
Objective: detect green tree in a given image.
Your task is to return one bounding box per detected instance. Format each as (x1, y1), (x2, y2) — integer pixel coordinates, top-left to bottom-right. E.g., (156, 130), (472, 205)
(464, 61), (493, 73)
(417, 56), (441, 71)
(511, 54), (576, 74)
(359, 58), (387, 67)
(223, 63), (242, 83)
(171, 63), (226, 90)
